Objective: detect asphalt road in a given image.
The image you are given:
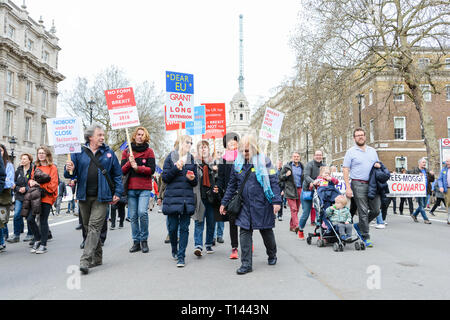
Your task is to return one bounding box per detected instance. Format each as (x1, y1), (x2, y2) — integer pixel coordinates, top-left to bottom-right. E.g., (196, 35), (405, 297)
(1, 204), (449, 300)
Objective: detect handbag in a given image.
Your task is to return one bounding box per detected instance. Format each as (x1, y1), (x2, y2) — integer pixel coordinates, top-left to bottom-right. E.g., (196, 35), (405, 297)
(226, 167), (253, 218)
(302, 190), (313, 201)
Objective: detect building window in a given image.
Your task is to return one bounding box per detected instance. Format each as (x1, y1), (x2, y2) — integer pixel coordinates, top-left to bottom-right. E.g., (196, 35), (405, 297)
(446, 58), (450, 70)
(394, 117), (406, 140)
(4, 110), (13, 136)
(7, 25), (15, 39)
(25, 116), (32, 141)
(334, 138), (338, 154)
(239, 102), (244, 108)
(41, 122), (47, 145)
(369, 119), (374, 143)
(6, 71), (13, 95)
(27, 39), (34, 51)
(339, 137), (343, 152)
(43, 51), (49, 63)
(420, 84), (432, 102)
(42, 90), (48, 110)
(395, 157), (408, 173)
(240, 114), (243, 121)
(26, 81), (32, 103)
(393, 85), (404, 102)
(446, 85), (450, 101)
(361, 96), (366, 110)
(418, 58), (430, 69)
(369, 89), (374, 106)
(447, 117), (450, 138)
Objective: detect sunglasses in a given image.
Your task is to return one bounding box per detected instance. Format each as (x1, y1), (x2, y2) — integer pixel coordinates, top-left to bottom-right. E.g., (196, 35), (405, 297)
(186, 141), (193, 145)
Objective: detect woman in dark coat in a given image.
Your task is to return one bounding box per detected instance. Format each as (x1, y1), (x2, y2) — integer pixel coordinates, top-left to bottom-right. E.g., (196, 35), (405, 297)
(220, 135), (282, 275)
(162, 135), (198, 267)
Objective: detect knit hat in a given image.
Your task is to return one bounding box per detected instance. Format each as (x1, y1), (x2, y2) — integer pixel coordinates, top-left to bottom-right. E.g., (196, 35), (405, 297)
(223, 132), (240, 148)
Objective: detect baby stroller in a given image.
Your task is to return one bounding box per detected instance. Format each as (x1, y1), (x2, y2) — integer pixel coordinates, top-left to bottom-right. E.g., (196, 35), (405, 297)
(306, 185), (366, 252)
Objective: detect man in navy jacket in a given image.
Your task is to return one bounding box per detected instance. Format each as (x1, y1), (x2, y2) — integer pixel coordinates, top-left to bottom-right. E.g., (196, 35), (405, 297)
(65, 124), (123, 275)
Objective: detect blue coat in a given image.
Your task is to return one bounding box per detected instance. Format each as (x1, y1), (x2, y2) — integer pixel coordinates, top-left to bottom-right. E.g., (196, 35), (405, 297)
(64, 143), (123, 202)
(162, 151), (198, 216)
(368, 162), (391, 201)
(221, 159), (282, 230)
(438, 167), (449, 193)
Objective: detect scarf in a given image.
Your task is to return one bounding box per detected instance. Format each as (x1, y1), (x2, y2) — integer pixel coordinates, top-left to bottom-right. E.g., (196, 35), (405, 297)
(202, 162), (211, 187)
(130, 143), (149, 153)
(234, 152), (274, 203)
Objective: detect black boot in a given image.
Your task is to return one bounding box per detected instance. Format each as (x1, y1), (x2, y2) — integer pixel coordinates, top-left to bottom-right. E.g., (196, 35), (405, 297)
(141, 241), (149, 253)
(129, 241), (141, 253)
(80, 239), (85, 249)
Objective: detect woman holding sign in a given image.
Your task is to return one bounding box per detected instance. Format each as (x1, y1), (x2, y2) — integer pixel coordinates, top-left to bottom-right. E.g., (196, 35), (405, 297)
(121, 127), (156, 254)
(162, 135), (197, 268)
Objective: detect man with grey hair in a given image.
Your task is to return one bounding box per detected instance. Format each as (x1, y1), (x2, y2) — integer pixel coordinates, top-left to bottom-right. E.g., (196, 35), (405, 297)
(65, 124), (123, 275)
(410, 157), (434, 224)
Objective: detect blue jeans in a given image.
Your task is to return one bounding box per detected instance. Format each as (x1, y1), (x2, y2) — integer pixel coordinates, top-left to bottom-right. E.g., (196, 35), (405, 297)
(128, 190), (151, 242)
(68, 199), (76, 212)
(167, 213), (191, 260)
(13, 200), (25, 237)
(194, 199), (216, 249)
(413, 197), (429, 220)
(376, 211), (384, 224)
(0, 227), (5, 245)
(299, 193), (313, 231)
(214, 221), (224, 238)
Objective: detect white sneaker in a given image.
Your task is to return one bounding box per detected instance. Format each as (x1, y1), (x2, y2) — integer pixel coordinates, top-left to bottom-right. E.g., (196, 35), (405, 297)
(375, 224), (386, 229)
(384, 222), (388, 226)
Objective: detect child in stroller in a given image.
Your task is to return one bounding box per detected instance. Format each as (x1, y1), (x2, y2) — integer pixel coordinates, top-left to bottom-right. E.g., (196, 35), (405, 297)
(326, 195), (353, 241)
(306, 167), (366, 252)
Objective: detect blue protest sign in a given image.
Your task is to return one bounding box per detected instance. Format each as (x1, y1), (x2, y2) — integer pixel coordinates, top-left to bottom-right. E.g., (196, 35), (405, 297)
(166, 71), (194, 94)
(185, 105), (206, 135)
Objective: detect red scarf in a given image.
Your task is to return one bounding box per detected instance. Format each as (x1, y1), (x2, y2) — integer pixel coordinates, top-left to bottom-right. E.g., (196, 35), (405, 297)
(202, 163), (211, 187)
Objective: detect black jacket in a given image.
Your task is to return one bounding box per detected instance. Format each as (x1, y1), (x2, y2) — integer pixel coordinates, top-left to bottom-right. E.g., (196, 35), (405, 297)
(14, 165), (33, 202)
(368, 162), (391, 201)
(279, 162), (304, 199)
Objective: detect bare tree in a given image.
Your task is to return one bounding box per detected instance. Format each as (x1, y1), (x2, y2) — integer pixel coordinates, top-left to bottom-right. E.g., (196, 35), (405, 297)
(62, 65), (169, 160)
(292, 0), (449, 171)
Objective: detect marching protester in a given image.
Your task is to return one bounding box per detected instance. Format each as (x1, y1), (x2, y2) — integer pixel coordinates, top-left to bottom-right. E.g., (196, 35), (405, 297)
(162, 135), (197, 267)
(67, 179), (77, 214)
(430, 180), (446, 216)
(0, 146), (11, 251)
(437, 156), (450, 224)
(110, 191), (127, 230)
(275, 160), (285, 222)
(211, 152), (224, 245)
(7, 153), (34, 243)
(297, 150), (325, 239)
(215, 132), (240, 259)
(343, 128), (381, 248)
(26, 146), (59, 254)
(192, 140), (218, 256)
(0, 145), (14, 243)
(410, 158), (434, 224)
(65, 124), (123, 274)
(220, 134), (281, 275)
(279, 152), (304, 233)
(54, 179), (66, 215)
(121, 127), (156, 254)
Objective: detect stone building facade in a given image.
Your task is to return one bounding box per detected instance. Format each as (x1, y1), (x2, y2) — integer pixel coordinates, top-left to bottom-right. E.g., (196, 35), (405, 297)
(0, 0), (64, 165)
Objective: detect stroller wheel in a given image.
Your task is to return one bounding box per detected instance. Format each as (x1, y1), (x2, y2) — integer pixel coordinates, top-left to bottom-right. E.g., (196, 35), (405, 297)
(355, 242), (361, 251)
(306, 237), (312, 245)
(333, 243), (339, 252)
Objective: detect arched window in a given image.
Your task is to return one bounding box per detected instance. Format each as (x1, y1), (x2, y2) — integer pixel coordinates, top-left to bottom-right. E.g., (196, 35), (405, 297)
(239, 102), (244, 108)
(240, 114), (243, 121)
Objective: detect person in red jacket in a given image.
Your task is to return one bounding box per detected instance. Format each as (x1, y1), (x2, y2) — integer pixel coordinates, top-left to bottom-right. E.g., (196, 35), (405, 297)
(121, 127), (155, 254)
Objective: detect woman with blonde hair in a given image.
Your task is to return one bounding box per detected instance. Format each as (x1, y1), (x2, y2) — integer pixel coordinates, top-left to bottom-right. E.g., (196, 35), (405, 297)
(121, 126), (156, 254)
(27, 146), (58, 254)
(162, 135), (197, 267)
(220, 135), (282, 274)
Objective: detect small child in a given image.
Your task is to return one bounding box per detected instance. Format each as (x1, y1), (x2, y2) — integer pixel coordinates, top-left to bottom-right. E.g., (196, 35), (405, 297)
(314, 166), (340, 188)
(325, 195), (353, 241)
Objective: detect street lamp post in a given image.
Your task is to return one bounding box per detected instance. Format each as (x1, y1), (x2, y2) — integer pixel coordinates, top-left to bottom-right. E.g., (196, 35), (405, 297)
(88, 97), (95, 125)
(8, 136), (17, 165)
(356, 94), (364, 128)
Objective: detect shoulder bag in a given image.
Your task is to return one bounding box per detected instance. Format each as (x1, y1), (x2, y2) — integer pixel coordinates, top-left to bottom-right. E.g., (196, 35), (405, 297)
(82, 146), (115, 195)
(226, 167), (253, 218)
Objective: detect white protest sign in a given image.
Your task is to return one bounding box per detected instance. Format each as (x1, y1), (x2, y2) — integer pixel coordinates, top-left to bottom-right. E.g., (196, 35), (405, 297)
(332, 173), (347, 194)
(259, 107), (284, 143)
(46, 117), (82, 155)
(105, 87), (140, 130)
(62, 186), (74, 202)
(387, 173), (426, 197)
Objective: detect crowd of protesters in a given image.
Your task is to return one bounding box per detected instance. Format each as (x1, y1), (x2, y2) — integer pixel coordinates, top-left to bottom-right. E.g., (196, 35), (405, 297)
(1, 124), (450, 275)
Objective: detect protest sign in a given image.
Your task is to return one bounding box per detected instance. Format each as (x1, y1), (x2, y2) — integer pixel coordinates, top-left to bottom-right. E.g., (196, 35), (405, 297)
(166, 71), (194, 122)
(46, 117), (82, 155)
(165, 106), (186, 131)
(259, 107), (284, 143)
(202, 103), (226, 140)
(105, 87), (140, 130)
(387, 173), (426, 197)
(186, 106), (206, 136)
(332, 173), (346, 194)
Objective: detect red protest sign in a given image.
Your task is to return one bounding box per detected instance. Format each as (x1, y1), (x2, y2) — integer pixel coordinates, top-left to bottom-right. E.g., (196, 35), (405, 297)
(165, 106), (185, 131)
(104, 87), (140, 130)
(202, 103), (226, 139)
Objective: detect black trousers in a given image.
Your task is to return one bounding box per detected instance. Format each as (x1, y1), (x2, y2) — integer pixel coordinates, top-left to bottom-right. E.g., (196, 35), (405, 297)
(239, 228), (276, 269)
(430, 198), (446, 213)
(399, 197), (414, 214)
(381, 197), (397, 221)
(111, 202), (126, 224)
(80, 205), (109, 243)
(27, 203), (51, 246)
(229, 218), (239, 249)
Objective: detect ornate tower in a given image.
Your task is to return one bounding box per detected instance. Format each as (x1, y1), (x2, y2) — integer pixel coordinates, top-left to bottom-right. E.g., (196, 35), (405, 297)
(228, 14), (251, 139)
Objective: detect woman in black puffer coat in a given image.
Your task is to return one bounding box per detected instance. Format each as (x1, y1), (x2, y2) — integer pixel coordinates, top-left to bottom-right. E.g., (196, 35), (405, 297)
(162, 135), (197, 267)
